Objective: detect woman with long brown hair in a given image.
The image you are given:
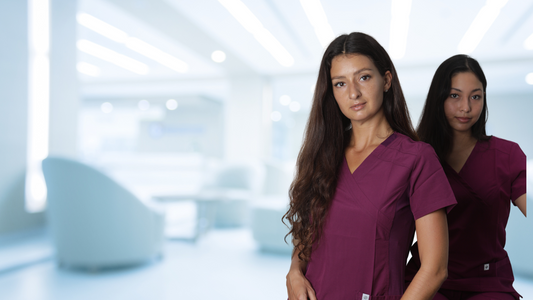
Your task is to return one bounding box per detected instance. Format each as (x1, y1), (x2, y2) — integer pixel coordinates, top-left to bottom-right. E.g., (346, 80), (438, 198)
(284, 32), (457, 300)
(405, 55), (527, 300)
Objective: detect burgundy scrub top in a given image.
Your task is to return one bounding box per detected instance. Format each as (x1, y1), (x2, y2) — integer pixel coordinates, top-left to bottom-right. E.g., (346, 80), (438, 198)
(406, 136), (527, 299)
(305, 133), (456, 300)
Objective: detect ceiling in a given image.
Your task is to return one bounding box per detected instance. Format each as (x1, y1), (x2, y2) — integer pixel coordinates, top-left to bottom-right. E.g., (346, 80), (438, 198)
(78, 0), (533, 102)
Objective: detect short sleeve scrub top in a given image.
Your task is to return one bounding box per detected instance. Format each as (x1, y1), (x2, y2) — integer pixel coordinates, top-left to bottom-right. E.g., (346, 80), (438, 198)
(406, 136), (527, 299)
(305, 133), (457, 300)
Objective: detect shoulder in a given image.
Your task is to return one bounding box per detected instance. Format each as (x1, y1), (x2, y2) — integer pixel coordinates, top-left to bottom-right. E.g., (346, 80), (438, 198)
(389, 133), (436, 157)
(386, 133), (439, 167)
(484, 136), (523, 156)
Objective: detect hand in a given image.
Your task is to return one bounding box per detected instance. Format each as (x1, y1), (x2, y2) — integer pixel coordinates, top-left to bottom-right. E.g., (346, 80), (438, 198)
(286, 269), (317, 300)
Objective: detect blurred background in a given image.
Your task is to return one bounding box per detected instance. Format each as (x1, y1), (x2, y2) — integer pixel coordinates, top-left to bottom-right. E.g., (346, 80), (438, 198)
(0, 0), (532, 299)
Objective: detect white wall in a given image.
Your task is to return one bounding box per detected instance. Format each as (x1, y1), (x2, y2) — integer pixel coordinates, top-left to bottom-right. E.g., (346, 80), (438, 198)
(488, 92), (533, 277)
(0, 0), (46, 235)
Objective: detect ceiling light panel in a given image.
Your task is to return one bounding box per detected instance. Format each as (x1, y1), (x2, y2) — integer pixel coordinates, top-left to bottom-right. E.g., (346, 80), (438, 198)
(77, 13), (129, 43)
(388, 0), (412, 59)
(77, 0), (222, 79)
(298, 0), (390, 52)
(218, 0), (294, 67)
(457, 0), (509, 54)
(299, 0), (335, 48)
(77, 62), (101, 77)
(167, 0), (304, 73)
(524, 33), (533, 50)
(125, 37), (189, 73)
(77, 39), (149, 75)
(78, 13), (189, 73)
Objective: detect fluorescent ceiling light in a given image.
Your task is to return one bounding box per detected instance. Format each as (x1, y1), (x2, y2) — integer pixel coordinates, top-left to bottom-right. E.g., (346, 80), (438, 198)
(526, 73), (533, 85)
(138, 99), (150, 111)
(77, 13), (188, 73)
(77, 62), (100, 77)
(458, 0), (509, 54)
(289, 101), (301, 112)
(218, 0), (294, 67)
(125, 37), (188, 73)
(77, 13), (129, 43)
(280, 95), (291, 106)
(211, 50), (227, 63)
(166, 99), (178, 110)
(524, 33), (533, 50)
(77, 39), (149, 75)
(271, 111), (282, 122)
(388, 0), (412, 59)
(299, 0), (335, 48)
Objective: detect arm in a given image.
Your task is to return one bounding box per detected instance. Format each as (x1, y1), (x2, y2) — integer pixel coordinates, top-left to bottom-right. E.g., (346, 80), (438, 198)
(514, 194), (527, 217)
(402, 209), (449, 300)
(286, 242), (317, 300)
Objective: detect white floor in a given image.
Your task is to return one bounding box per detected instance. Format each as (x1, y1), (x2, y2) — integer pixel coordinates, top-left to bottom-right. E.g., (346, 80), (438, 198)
(0, 229), (532, 300)
(0, 228), (290, 300)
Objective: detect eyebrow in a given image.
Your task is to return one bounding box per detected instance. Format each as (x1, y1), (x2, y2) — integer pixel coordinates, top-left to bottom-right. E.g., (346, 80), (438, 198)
(331, 68), (372, 80)
(451, 87), (483, 93)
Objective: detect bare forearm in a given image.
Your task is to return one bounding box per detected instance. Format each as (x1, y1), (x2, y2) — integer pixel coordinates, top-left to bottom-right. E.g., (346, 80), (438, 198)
(286, 242), (317, 300)
(402, 267), (447, 300)
(402, 209), (449, 300)
(289, 243), (307, 274)
(514, 194), (527, 217)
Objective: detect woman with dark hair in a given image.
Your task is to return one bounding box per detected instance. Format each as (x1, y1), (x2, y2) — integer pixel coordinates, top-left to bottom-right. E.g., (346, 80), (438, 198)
(406, 54), (527, 300)
(284, 32), (457, 300)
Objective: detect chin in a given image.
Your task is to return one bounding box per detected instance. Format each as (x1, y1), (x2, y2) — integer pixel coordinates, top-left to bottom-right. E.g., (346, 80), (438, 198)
(452, 126), (473, 133)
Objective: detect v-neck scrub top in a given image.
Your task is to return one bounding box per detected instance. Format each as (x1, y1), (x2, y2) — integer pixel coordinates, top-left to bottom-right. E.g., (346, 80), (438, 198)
(305, 133), (457, 300)
(406, 136), (526, 299)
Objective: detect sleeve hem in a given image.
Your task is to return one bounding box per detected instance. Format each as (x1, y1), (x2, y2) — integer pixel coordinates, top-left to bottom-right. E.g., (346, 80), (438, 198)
(412, 199), (456, 220)
(511, 192), (526, 203)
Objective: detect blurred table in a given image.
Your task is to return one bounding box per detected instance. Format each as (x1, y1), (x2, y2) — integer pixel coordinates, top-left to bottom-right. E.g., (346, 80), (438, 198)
(152, 189), (252, 241)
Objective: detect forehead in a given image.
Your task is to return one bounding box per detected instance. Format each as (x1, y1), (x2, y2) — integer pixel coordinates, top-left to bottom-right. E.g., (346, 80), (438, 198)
(330, 54), (376, 76)
(451, 72), (483, 90)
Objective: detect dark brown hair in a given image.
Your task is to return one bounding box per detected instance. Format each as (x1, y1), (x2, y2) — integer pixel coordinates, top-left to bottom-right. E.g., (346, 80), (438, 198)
(417, 54), (490, 161)
(283, 32), (417, 261)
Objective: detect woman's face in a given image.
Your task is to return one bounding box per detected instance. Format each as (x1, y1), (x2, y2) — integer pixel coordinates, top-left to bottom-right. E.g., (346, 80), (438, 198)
(330, 54), (391, 124)
(443, 71), (484, 135)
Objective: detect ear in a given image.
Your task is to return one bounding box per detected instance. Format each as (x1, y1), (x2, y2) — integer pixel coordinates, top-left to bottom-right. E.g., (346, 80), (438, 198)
(384, 71), (392, 91)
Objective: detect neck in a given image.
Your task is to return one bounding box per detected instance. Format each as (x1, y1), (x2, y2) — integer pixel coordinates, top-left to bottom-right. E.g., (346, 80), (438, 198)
(350, 109), (392, 150)
(451, 130), (476, 152)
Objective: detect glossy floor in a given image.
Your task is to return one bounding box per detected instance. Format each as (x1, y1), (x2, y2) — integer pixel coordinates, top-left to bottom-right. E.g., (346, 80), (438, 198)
(0, 229), (532, 300)
(0, 229), (289, 300)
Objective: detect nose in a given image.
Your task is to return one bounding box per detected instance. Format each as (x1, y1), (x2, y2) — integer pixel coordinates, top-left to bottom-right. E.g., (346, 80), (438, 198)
(458, 97), (471, 113)
(348, 82), (361, 100)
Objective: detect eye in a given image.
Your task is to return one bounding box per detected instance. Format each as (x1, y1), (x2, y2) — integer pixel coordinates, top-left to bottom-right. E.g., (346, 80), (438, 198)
(360, 75), (370, 81)
(334, 82), (345, 87)
(449, 93), (459, 99)
(471, 95), (482, 100)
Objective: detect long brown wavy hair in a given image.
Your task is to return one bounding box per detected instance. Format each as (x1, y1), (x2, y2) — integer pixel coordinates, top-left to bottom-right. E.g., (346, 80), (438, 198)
(283, 32), (417, 262)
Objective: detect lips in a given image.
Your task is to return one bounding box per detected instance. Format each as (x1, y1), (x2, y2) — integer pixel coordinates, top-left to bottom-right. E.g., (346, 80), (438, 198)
(351, 102), (366, 111)
(456, 117), (471, 123)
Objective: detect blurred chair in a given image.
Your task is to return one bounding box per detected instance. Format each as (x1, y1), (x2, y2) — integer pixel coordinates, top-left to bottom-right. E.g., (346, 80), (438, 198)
(250, 160), (294, 254)
(251, 196), (292, 254)
(42, 156), (165, 270)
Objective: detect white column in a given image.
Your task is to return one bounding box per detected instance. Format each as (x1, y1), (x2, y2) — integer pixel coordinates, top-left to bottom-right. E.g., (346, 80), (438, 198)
(225, 76), (269, 161)
(0, 0), (45, 234)
(261, 80), (273, 160)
